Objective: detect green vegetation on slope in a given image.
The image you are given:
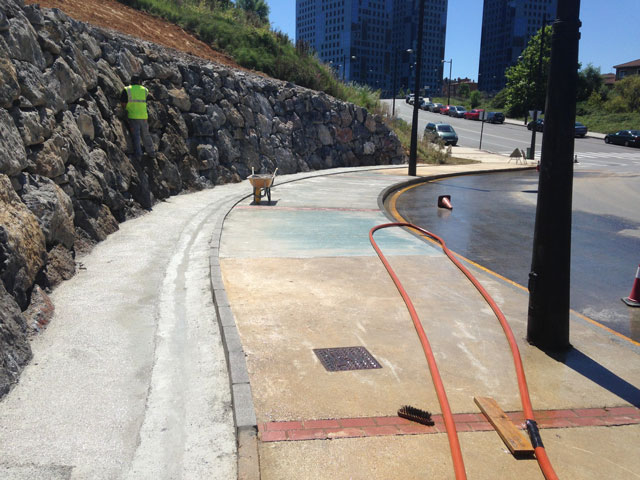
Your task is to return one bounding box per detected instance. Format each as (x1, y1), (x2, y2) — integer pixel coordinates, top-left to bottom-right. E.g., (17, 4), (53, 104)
(119, 0), (380, 110)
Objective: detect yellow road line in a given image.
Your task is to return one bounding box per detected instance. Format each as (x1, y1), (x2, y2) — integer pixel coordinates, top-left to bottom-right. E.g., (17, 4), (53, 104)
(387, 182), (640, 348)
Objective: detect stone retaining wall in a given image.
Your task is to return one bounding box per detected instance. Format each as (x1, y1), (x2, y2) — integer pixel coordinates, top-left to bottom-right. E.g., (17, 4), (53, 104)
(0, 0), (406, 396)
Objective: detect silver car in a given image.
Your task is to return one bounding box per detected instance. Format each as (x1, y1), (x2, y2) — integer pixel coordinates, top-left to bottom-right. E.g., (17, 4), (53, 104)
(448, 106), (466, 118)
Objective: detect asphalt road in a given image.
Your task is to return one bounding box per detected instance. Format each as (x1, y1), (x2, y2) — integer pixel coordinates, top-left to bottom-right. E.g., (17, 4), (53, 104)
(385, 100), (640, 174)
(387, 109), (640, 341)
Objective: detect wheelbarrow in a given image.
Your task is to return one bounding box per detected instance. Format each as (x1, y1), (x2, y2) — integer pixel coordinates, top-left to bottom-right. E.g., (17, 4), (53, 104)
(248, 167), (277, 204)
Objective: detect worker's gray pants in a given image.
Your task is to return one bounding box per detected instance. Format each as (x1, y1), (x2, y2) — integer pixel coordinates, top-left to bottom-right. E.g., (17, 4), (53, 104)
(129, 118), (155, 159)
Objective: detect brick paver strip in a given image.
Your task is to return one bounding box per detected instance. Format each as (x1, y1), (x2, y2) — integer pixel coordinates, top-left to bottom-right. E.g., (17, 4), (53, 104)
(258, 407), (640, 442)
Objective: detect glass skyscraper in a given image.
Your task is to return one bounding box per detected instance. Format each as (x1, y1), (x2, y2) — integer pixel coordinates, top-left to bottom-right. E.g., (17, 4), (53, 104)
(478, 0), (558, 93)
(296, 0), (448, 98)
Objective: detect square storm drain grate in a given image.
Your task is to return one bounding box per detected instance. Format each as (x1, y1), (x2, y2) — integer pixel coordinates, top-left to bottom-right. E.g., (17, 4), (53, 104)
(313, 346), (382, 372)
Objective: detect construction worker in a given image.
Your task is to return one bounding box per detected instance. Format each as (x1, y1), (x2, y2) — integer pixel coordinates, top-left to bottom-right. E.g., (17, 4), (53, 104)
(120, 75), (156, 160)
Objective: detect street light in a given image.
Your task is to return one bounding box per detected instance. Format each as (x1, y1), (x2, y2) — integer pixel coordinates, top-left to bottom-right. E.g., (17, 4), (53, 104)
(409, 0), (426, 177)
(392, 48), (413, 117)
(442, 58), (452, 105)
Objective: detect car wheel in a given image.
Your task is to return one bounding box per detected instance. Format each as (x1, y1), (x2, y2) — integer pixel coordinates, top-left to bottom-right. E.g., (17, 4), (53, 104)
(625, 140), (630, 147)
(604, 137), (610, 144)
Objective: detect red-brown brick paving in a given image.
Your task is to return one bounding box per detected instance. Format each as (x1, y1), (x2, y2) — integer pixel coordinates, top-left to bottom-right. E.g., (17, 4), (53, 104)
(258, 406), (640, 442)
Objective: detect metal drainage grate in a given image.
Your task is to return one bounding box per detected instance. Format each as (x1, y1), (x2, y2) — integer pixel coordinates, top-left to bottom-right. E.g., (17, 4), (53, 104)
(313, 346), (382, 372)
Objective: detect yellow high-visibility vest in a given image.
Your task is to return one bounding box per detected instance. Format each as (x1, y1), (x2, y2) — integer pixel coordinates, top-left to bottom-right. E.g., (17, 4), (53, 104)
(125, 85), (148, 120)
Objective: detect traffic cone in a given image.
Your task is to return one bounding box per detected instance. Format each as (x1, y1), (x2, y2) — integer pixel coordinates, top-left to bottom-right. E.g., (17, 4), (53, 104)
(622, 265), (640, 307)
(438, 195), (452, 210)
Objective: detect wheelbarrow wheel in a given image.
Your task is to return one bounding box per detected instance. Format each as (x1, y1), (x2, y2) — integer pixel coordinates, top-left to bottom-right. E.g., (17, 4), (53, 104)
(253, 186), (261, 204)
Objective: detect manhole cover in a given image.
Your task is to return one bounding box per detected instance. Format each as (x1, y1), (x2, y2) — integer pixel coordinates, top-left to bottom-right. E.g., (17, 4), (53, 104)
(313, 346), (382, 372)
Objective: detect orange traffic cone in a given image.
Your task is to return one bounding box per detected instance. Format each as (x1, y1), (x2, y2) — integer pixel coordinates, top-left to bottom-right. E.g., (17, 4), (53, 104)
(438, 195), (452, 210)
(622, 265), (640, 307)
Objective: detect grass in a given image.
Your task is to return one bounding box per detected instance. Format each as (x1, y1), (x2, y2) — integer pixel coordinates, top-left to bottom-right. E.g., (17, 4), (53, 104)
(118, 0), (380, 110)
(575, 112), (640, 135)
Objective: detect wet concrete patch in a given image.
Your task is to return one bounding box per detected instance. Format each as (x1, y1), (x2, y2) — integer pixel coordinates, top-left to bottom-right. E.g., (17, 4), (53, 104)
(220, 208), (441, 259)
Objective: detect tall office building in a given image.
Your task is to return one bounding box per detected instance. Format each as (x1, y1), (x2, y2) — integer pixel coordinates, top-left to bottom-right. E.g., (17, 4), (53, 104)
(296, 0), (447, 97)
(478, 0), (558, 93)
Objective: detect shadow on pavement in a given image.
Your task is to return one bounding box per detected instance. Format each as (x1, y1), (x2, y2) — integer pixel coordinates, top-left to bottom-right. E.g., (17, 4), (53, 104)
(547, 347), (640, 407)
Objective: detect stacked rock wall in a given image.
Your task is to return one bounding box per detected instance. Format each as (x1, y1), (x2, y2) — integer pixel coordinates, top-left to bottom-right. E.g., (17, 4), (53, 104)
(0, 0), (406, 396)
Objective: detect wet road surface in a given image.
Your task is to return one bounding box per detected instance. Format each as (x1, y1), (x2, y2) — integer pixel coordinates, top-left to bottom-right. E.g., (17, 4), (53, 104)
(394, 170), (640, 342)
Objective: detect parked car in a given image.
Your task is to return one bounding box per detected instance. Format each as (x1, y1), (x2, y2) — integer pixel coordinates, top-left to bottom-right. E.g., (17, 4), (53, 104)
(440, 105), (453, 115)
(574, 122), (588, 137)
(485, 111), (505, 124)
(464, 109), (485, 120)
(527, 118), (544, 131)
(430, 103), (444, 113)
(421, 101), (434, 111)
(604, 130), (640, 147)
(449, 106), (467, 118)
(424, 122), (458, 146)
(408, 95), (423, 105)
(405, 94), (412, 103)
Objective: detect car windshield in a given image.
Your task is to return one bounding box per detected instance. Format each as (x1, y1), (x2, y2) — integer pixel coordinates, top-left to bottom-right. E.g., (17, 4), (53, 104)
(437, 125), (453, 132)
(575, 122), (584, 127)
(630, 130), (640, 135)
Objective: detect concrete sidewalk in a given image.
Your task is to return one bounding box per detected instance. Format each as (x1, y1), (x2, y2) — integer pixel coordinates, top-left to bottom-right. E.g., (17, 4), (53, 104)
(219, 152), (640, 479)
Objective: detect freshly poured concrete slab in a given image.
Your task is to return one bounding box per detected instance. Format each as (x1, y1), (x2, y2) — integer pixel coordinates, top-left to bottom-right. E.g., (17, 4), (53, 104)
(220, 254), (640, 423)
(258, 424), (640, 480)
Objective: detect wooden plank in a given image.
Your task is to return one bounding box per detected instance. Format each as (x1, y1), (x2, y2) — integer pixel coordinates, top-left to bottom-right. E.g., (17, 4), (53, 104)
(474, 396), (534, 455)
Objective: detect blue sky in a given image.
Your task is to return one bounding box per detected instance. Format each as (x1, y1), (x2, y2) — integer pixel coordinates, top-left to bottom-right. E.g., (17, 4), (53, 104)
(265, 0), (640, 81)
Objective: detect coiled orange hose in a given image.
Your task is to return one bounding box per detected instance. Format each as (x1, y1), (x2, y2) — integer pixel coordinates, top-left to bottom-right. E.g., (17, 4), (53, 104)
(370, 222), (559, 480)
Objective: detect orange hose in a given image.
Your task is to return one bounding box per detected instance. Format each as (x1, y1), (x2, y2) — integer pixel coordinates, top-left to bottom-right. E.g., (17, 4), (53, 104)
(370, 222), (559, 480)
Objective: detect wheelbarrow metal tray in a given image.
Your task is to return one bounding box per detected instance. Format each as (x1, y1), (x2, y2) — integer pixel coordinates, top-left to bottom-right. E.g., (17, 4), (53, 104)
(248, 174), (274, 188)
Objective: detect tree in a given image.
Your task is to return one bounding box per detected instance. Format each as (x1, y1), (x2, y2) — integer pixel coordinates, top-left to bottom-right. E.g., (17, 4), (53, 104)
(236, 0), (269, 23)
(458, 84), (470, 98)
(504, 25), (552, 117)
(608, 75), (640, 112)
(469, 90), (481, 109)
(576, 64), (603, 102)
(490, 88), (508, 109)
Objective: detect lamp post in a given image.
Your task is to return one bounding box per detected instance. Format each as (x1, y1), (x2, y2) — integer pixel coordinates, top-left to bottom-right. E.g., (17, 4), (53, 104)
(409, 0), (426, 177)
(392, 48), (413, 117)
(527, 0), (581, 351)
(442, 58), (452, 105)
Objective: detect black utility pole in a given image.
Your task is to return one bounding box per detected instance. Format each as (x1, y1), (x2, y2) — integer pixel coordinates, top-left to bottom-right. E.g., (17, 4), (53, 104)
(528, 15), (547, 160)
(409, 0), (425, 177)
(527, 0), (581, 351)
(392, 51), (399, 117)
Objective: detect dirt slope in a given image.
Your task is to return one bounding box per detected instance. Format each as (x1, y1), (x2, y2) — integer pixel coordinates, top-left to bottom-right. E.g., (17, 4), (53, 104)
(26, 0), (245, 70)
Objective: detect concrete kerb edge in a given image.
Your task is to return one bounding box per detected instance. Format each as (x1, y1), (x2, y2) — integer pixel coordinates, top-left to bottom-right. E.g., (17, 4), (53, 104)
(209, 189), (261, 480)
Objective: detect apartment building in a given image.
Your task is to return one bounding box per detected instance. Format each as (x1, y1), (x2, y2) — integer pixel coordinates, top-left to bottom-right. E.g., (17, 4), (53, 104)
(296, 0), (447, 97)
(478, 0), (558, 93)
